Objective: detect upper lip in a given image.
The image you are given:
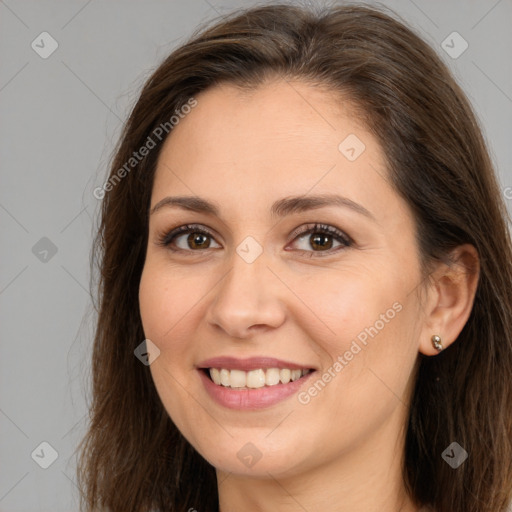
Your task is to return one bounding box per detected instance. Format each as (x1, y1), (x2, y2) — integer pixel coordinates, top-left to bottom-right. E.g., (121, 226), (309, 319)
(197, 356), (316, 371)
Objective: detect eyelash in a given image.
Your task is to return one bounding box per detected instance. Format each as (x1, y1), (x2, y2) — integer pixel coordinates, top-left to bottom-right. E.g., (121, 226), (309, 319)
(156, 223), (353, 257)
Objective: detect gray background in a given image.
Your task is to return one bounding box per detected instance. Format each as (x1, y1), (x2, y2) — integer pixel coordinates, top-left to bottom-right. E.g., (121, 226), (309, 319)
(1, 0), (511, 510)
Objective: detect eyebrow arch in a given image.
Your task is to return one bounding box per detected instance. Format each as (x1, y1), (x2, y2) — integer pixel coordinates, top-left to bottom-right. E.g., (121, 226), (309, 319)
(150, 194), (376, 221)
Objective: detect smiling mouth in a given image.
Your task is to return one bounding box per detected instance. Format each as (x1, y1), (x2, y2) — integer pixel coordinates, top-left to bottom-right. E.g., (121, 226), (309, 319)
(204, 367), (313, 389)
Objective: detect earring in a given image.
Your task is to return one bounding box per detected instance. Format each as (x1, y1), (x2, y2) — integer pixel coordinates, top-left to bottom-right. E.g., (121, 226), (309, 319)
(431, 334), (443, 352)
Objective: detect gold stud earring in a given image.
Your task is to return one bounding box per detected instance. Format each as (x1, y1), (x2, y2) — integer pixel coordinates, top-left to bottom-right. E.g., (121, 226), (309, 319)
(431, 334), (443, 352)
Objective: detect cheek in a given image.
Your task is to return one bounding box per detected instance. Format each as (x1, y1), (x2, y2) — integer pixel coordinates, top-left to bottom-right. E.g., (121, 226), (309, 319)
(290, 262), (400, 351)
(291, 262), (416, 404)
(139, 265), (207, 438)
(138, 263), (199, 350)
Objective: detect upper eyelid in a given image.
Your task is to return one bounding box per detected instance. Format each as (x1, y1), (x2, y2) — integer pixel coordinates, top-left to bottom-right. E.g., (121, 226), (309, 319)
(289, 223), (351, 242)
(159, 224), (218, 246)
(161, 222), (351, 248)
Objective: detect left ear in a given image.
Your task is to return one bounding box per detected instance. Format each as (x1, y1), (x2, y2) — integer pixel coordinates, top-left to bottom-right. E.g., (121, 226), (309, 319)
(418, 243), (480, 356)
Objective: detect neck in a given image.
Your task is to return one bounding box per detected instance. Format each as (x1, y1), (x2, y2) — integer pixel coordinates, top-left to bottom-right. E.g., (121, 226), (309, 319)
(216, 405), (421, 512)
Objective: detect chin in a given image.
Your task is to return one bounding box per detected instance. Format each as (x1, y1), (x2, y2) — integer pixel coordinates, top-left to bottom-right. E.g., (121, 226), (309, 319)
(194, 437), (312, 479)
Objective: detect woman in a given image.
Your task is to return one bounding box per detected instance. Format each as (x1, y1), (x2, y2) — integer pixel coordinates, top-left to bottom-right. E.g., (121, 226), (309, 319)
(77, 3), (512, 511)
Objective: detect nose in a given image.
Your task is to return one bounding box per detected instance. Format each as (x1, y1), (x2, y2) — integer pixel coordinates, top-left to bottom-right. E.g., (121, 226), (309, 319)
(205, 250), (286, 339)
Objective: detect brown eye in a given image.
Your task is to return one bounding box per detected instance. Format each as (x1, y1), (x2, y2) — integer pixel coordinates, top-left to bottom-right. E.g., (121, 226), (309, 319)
(187, 232), (211, 250)
(159, 224), (221, 252)
(309, 233), (334, 251)
(290, 223), (352, 255)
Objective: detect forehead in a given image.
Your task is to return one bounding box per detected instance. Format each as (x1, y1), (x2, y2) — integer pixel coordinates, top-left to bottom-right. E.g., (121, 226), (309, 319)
(156, 80), (380, 180)
(150, 79), (406, 227)
(169, 80), (359, 146)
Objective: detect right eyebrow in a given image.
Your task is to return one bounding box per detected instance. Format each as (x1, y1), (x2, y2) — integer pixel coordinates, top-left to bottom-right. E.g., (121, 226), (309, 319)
(150, 196), (219, 216)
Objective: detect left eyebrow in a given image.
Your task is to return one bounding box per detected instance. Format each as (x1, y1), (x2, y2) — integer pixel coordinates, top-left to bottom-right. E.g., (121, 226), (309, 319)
(150, 193), (376, 222)
(270, 194), (376, 221)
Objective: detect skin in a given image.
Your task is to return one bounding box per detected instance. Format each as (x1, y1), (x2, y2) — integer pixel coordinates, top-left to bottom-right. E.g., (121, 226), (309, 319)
(138, 78), (479, 512)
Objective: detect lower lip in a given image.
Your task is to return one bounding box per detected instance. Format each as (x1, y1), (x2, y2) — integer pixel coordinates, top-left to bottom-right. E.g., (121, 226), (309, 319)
(198, 370), (315, 410)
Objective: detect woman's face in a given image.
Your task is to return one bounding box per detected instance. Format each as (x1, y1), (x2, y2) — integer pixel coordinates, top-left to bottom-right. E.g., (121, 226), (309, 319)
(139, 79), (426, 478)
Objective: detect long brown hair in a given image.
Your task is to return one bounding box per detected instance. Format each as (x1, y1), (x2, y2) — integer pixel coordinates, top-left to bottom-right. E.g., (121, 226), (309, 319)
(77, 3), (512, 511)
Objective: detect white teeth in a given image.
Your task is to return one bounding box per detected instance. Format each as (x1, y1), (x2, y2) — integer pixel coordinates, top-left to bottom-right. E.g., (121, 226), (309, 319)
(220, 369), (230, 387)
(210, 368), (221, 385)
(291, 369), (302, 381)
(265, 368), (280, 386)
(246, 369), (266, 388)
(229, 369), (247, 388)
(279, 368), (291, 384)
(208, 367), (312, 389)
